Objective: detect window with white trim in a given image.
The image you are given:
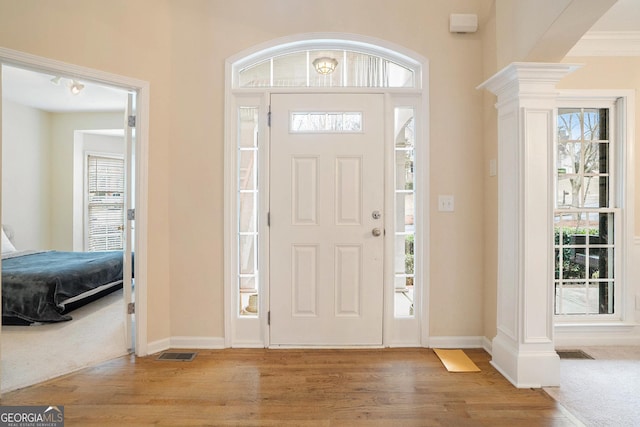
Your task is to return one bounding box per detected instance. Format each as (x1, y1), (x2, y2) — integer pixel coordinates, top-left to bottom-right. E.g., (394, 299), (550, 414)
(86, 154), (125, 251)
(554, 102), (620, 317)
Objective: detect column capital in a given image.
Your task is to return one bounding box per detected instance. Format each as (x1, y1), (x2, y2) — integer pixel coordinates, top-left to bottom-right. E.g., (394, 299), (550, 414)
(478, 62), (582, 101)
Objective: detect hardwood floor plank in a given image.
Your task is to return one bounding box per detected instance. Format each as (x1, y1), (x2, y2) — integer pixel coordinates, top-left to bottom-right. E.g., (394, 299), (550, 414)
(1, 349), (577, 426)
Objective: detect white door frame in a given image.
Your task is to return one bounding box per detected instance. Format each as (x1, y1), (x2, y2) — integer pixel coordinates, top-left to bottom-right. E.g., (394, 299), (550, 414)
(224, 34), (430, 348)
(0, 47), (150, 357)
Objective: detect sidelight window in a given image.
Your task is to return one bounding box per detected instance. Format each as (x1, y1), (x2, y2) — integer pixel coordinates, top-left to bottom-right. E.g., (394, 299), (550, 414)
(394, 107), (415, 317)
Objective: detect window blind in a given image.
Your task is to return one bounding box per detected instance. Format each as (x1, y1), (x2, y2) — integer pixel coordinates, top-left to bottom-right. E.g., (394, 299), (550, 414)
(87, 155), (125, 251)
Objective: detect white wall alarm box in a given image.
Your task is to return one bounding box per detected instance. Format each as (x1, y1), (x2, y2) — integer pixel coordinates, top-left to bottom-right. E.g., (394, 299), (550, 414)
(449, 14), (478, 33)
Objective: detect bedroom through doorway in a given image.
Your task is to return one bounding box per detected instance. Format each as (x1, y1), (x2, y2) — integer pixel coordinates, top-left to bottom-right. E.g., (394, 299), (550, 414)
(1, 63), (136, 392)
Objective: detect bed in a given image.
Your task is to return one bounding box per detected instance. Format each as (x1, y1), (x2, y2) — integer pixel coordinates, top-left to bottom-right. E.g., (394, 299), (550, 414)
(1, 228), (127, 325)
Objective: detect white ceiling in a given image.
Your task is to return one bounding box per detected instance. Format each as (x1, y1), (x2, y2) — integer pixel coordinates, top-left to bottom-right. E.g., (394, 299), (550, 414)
(2, 65), (128, 113)
(2, 1), (638, 113)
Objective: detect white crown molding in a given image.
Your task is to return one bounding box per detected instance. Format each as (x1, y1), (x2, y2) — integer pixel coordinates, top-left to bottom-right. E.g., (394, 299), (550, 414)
(567, 31), (640, 56)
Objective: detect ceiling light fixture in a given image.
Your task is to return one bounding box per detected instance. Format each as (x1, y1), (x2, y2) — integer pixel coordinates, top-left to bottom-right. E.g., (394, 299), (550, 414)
(69, 80), (85, 95)
(312, 57), (338, 75)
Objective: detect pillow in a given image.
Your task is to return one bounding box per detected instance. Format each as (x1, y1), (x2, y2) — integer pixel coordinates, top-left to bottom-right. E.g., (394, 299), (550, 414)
(1, 227), (16, 253)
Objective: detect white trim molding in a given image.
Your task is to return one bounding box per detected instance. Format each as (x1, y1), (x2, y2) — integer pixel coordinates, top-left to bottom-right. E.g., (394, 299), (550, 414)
(552, 90), (638, 346)
(567, 31), (640, 57)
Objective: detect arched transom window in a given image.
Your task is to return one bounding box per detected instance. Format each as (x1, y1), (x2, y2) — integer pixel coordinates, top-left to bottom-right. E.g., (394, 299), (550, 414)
(232, 40), (420, 89)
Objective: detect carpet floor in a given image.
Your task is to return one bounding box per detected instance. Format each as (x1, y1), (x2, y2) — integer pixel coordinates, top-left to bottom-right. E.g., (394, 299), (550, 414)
(1, 288), (128, 393)
(545, 346), (640, 427)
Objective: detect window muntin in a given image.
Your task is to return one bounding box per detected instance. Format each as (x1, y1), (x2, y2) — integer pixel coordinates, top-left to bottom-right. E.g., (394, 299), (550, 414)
(238, 49), (415, 89)
(554, 107), (617, 317)
(238, 107), (259, 316)
(394, 107), (415, 317)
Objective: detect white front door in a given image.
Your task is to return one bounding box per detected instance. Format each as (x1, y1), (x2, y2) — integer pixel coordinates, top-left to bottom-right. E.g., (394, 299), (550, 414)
(270, 93), (385, 346)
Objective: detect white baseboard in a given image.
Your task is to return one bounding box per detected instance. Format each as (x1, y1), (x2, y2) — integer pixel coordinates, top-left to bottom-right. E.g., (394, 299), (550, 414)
(145, 336), (226, 355)
(170, 336), (226, 349)
(146, 336), (496, 354)
(428, 336), (486, 349)
(481, 336), (492, 354)
(146, 338), (171, 356)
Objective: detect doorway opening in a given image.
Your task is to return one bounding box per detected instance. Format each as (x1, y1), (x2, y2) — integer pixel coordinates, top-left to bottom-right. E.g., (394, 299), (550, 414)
(0, 49), (149, 392)
(224, 34), (429, 347)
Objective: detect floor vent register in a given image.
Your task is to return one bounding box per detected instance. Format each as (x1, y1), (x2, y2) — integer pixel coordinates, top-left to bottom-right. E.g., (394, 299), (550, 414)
(156, 352), (197, 362)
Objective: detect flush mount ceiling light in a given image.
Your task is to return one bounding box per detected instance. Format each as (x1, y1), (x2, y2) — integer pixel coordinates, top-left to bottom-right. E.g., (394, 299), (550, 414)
(312, 57), (338, 75)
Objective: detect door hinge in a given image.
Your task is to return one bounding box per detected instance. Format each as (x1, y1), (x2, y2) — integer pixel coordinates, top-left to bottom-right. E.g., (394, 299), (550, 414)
(127, 209), (135, 221)
(267, 212), (270, 227)
(267, 311), (271, 325)
(128, 115), (136, 127)
(267, 105), (271, 127)
(128, 302), (135, 314)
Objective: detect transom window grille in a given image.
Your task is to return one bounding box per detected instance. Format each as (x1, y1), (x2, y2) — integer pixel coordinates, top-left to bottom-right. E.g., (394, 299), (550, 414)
(237, 49), (415, 88)
(554, 107), (617, 316)
(87, 154), (125, 251)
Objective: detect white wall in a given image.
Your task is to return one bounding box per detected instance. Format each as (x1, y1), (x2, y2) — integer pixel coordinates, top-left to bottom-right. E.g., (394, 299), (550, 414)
(1, 104), (124, 251)
(1, 100), (51, 249)
(49, 112), (124, 250)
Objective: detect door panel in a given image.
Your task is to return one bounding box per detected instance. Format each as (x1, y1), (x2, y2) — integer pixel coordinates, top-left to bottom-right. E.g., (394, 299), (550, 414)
(270, 93), (385, 346)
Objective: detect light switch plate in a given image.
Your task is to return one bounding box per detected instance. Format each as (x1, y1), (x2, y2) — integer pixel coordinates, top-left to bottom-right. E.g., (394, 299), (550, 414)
(438, 195), (454, 212)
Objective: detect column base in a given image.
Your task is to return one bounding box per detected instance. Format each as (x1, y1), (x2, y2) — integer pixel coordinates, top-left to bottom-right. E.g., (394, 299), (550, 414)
(491, 332), (560, 388)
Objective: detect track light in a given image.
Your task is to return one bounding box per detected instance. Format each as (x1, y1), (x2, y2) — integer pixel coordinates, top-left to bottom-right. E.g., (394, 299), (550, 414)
(69, 80), (85, 95)
(50, 76), (85, 95)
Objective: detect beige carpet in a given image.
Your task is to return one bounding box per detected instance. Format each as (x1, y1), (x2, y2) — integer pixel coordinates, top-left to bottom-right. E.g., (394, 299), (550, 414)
(1, 289), (128, 393)
(545, 346), (640, 427)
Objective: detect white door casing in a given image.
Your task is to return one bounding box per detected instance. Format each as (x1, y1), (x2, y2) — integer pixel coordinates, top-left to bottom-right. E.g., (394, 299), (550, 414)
(269, 93), (385, 346)
(123, 93), (135, 351)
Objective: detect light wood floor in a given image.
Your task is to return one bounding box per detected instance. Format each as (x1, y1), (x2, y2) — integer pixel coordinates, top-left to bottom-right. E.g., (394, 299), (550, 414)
(1, 348), (578, 426)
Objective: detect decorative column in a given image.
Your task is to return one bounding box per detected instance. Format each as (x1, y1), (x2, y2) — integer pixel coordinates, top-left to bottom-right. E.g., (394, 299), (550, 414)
(479, 63), (580, 388)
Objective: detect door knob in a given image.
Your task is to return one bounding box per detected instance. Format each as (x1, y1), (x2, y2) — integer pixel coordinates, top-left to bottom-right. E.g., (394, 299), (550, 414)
(371, 228), (382, 237)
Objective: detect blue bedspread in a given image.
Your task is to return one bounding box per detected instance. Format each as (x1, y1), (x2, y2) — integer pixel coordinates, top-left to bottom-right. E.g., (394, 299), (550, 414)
(2, 250), (125, 325)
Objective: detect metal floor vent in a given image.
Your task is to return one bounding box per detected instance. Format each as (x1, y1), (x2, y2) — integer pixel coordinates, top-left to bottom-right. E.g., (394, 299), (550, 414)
(157, 351), (197, 362)
(557, 350), (594, 360)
